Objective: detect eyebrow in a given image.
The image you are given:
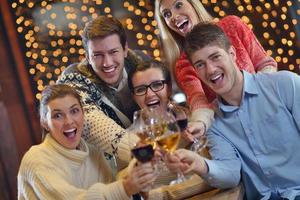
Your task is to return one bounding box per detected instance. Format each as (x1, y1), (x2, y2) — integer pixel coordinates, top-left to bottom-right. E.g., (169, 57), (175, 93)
(92, 47), (120, 54)
(208, 52), (220, 59)
(193, 51), (220, 66)
(52, 103), (79, 112)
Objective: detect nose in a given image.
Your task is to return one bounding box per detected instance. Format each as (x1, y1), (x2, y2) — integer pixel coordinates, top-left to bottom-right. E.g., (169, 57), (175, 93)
(64, 114), (73, 126)
(206, 60), (217, 75)
(170, 11), (179, 23)
(103, 54), (113, 67)
(145, 87), (156, 97)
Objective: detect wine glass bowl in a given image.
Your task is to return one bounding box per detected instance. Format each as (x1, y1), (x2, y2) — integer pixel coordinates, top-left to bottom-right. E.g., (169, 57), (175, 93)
(131, 144), (155, 163)
(154, 111), (186, 185)
(127, 109), (156, 163)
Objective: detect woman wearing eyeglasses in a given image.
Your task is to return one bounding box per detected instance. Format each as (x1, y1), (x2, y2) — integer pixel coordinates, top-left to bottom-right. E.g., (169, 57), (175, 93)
(128, 60), (205, 147)
(128, 60), (172, 111)
(127, 59), (211, 198)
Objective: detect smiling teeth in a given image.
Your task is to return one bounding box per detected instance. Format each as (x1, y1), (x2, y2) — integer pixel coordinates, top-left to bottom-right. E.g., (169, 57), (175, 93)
(211, 74), (222, 81)
(103, 67), (115, 73)
(148, 100), (159, 104)
(64, 128), (76, 133)
(176, 19), (188, 28)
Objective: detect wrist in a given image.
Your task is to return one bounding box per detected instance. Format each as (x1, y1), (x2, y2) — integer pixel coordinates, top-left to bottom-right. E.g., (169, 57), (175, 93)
(192, 120), (207, 132)
(122, 178), (134, 197)
(194, 157), (208, 176)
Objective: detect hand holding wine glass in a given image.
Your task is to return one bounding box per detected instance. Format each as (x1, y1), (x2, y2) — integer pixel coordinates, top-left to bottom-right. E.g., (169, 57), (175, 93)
(123, 158), (158, 196)
(165, 149), (208, 176)
(126, 109), (159, 192)
(155, 111), (186, 184)
(168, 102), (208, 153)
(186, 120), (208, 153)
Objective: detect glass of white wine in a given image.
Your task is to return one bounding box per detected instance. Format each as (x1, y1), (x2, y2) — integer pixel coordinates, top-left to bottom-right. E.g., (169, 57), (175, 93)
(168, 102), (208, 153)
(155, 111), (186, 185)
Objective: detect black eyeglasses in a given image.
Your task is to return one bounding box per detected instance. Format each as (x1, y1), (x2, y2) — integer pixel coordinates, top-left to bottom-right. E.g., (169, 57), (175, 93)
(133, 80), (167, 96)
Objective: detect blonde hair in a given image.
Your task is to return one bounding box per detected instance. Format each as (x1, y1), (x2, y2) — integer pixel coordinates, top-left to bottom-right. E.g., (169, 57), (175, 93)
(155, 0), (213, 70)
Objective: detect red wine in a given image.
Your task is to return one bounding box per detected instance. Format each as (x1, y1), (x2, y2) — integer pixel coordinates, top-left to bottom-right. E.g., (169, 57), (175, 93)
(177, 118), (188, 131)
(131, 144), (154, 163)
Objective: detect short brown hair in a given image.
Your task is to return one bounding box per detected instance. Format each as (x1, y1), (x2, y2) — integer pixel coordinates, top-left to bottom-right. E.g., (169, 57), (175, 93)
(81, 15), (127, 56)
(184, 23), (232, 61)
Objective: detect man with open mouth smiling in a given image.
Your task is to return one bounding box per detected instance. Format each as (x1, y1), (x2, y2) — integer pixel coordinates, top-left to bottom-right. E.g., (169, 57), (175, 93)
(57, 16), (154, 179)
(58, 16), (152, 129)
(170, 22), (300, 200)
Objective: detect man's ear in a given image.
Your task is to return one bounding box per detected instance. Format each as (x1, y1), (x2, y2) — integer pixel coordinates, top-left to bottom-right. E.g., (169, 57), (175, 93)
(229, 45), (237, 61)
(124, 42), (129, 57)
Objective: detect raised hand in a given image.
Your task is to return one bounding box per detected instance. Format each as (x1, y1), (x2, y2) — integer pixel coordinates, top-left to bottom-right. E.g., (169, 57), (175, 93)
(184, 120), (206, 142)
(123, 159), (157, 196)
(165, 149), (208, 176)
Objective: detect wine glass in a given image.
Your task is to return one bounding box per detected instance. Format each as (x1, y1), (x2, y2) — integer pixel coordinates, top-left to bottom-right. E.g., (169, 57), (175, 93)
(155, 111), (186, 185)
(127, 109), (155, 163)
(126, 109), (156, 192)
(168, 102), (208, 153)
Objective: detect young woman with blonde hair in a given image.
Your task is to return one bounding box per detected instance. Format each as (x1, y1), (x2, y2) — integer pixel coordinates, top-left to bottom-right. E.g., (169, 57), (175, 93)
(155, 0), (277, 136)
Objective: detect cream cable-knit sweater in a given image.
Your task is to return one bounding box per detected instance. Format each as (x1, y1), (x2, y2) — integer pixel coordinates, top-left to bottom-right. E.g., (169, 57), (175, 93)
(17, 134), (131, 200)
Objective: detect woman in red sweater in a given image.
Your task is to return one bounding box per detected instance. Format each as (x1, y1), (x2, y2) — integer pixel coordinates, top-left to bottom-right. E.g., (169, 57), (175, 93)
(154, 0), (277, 137)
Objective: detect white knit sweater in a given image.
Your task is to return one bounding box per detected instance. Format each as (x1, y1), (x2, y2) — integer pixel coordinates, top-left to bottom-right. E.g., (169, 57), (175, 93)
(17, 134), (131, 200)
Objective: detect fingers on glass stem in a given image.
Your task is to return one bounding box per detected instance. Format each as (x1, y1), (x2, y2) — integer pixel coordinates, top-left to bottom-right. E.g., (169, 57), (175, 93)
(191, 137), (207, 153)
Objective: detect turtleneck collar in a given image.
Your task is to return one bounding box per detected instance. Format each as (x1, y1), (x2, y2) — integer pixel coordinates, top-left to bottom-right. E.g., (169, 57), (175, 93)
(44, 134), (89, 164)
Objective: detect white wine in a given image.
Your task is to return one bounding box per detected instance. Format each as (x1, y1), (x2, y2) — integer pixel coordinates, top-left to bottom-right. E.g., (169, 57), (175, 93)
(156, 132), (180, 152)
(136, 131), (156, 149)
(147, 123), (167, 138)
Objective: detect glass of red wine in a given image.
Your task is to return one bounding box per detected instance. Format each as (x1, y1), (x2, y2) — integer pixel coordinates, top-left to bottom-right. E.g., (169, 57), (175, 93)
(127, 109), (156, 163)
(126, 109), (157, 192)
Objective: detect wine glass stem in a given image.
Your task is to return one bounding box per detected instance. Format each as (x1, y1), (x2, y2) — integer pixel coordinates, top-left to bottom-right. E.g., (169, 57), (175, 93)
(177, 171), (186, 183)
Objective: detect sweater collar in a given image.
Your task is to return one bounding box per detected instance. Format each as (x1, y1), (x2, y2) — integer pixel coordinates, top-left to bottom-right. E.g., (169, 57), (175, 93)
(44, 134), (89, 164)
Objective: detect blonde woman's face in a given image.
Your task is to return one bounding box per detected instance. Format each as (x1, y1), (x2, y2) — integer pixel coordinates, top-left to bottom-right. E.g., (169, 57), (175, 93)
(43, 95), (84, 149)
(160, 0), (199, 37)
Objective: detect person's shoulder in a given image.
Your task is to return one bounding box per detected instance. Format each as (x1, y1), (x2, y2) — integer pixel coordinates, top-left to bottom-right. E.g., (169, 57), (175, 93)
(62, 63), (80, 75)
(255, 71), (299, 89)
(58, 62), (93, 85)
(217, 15), (244, 30)
(19, 144), (48, 173)
(272, 70), (299, 83)
(257, 70), (298, 80)
(219, 15), (241, 23)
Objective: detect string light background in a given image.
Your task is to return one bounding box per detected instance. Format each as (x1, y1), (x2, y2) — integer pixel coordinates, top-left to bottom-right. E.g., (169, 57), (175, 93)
(10, 0), (300, 101)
